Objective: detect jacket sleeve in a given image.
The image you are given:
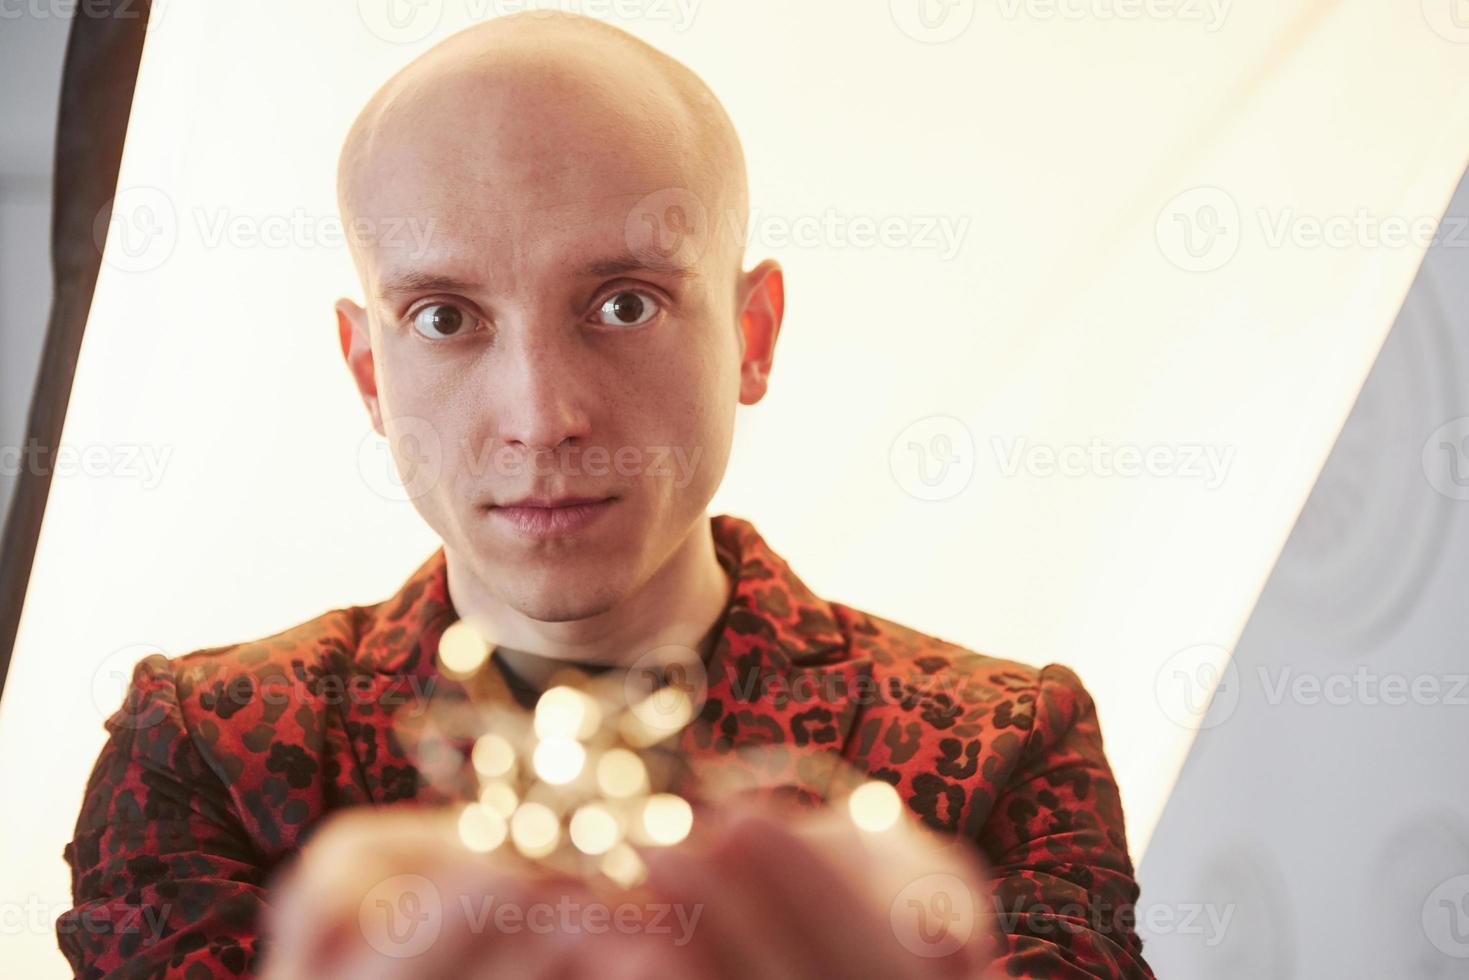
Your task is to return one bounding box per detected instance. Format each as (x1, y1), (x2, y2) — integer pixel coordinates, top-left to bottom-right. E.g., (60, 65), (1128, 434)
(56, 654), (268, 978)
(976, 663), (1156, 978)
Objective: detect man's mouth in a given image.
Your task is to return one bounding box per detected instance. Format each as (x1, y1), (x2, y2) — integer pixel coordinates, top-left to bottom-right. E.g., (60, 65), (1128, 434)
(486, 496), (619, 538)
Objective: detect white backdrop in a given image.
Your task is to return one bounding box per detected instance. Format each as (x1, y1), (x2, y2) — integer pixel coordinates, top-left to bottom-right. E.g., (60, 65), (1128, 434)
(1139, 168), (1469, 978)
(4, 2), (1469, 975)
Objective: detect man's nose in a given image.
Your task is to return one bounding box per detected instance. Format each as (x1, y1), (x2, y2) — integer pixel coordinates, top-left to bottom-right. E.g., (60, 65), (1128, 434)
(491, 327), (593, 452)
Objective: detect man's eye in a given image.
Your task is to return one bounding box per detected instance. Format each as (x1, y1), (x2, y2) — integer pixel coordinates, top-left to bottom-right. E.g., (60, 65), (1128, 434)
(411, 303), (472, 339)
(593, 290), (660, 327)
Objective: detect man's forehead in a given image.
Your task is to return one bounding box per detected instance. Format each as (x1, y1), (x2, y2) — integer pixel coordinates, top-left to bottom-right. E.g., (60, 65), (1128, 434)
(352, 183), (719, 290)
(343, 89), (718, 266)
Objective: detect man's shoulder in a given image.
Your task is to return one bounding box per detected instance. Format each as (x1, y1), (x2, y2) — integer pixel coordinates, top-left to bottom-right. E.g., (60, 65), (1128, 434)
(826, 599), (1097, 745)
(156, 546), (450, 691)
(820, 601), (1105, 838)
(165, 603), (368, 685)
(94, 604), (377, 744)
(830, 599), (1076, 696)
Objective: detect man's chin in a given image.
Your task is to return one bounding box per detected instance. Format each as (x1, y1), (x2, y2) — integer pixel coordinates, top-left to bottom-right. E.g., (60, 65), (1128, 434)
(509, 583), (624, 624)
(489, 554), (631, 623)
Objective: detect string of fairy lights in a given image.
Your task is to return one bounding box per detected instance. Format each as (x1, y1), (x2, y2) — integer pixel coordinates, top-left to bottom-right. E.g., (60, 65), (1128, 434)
(415, 616), (909, 889)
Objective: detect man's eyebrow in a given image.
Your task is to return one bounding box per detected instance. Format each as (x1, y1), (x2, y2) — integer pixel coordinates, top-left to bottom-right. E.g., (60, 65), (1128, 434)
(377, 271), (482, 297)
(376, 256), (698, 298)
(579, 254), (699, 280)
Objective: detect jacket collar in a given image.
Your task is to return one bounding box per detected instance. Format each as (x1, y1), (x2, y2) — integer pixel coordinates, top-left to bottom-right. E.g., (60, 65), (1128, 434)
(351, 514), (871, 807)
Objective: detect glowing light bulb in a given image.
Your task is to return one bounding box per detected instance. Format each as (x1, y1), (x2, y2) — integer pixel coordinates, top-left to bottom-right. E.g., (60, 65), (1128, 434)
(641, 793), (693, 846)
(569, 802), (622, 855)
(621, 688), (693, 747)
(458, 803), (508, 853)
(595, 748), (649, 798)
(534, 685), (603, 741)
(600, 842), (647, 888)
(478, 780), (519, 819)
(532, 736), (586, 785)
(847, 780), (902, 833)
(438, 620), (490, 676)
(510, 801), (561, 859)
(471, 733), (516, 778)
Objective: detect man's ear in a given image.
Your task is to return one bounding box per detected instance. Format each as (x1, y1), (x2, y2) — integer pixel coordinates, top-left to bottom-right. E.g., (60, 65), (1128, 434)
(735, 258), (784, 406)
(335, 298), (383, 436)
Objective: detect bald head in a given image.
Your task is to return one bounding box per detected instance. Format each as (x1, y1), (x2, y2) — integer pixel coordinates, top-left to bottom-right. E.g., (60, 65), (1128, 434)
(337, 13), (748, 275)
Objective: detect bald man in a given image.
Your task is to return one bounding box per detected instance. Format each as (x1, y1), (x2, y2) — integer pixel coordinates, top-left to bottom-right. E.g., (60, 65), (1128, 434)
(59, 13), (1155, 979)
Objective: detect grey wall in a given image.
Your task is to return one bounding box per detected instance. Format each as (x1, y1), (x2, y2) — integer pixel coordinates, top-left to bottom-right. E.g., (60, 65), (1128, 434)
(1138, 167), (1469, 977)
(0, 11), (70, 531)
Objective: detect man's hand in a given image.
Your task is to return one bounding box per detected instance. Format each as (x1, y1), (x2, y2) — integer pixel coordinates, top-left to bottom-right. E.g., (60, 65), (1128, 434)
(258, 805), (711, 980)
(259, 794), (994, 979)
(641, 793), (996, 980)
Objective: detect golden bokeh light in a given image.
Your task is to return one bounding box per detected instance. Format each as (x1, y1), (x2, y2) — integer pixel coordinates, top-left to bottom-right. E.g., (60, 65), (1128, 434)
(534, 685), (603, 741)
(471, 733), (517, 779)
(595, 748), (649, 798)
(569, 802), (622, 855)
(478, 779), (519, 819)
(532, 735), (586, 785)
(458, 803), (509, 853)
(437, 620), (491, 677)
(848, 779), (903, 833)
(641, 793), (694, 846)
(510, 801), (561, 859)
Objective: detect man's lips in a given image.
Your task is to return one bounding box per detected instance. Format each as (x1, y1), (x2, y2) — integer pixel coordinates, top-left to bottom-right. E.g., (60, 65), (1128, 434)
(487, 496), (618, 538)
(492, 495), (612, 509)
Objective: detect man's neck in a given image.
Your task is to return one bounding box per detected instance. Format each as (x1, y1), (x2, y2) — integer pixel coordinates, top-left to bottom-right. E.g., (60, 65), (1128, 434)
(442, 514), (734, 692)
